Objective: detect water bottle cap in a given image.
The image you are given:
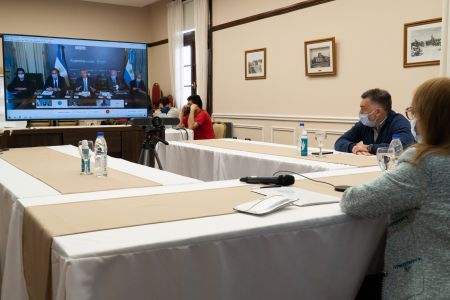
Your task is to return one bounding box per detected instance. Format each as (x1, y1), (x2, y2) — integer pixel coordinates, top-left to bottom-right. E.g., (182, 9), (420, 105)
(392, 134), (400, 139)
(97, 132), (104, 137)
(299, 123), (305, 126)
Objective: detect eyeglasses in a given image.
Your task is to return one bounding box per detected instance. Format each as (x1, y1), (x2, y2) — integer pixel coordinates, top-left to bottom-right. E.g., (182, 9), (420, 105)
(405, 107), (415, 120)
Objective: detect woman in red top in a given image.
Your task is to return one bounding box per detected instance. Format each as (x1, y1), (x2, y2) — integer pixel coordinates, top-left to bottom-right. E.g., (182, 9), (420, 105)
(178, 95), (215, 140)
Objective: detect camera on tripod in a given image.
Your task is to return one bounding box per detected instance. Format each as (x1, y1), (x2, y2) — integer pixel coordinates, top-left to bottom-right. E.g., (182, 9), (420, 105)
(130, 117), (169, 169)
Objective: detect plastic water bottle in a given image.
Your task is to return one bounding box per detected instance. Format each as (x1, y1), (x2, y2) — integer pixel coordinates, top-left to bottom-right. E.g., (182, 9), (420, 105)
(389, 134), (403, 166)
(81, 139), (90, 174)
(299, 123), (308, 156)
(94, 132), (108, 177)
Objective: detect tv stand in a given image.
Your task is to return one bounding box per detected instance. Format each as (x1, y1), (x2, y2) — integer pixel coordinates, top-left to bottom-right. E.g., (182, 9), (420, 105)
(0, 125), (145, 163)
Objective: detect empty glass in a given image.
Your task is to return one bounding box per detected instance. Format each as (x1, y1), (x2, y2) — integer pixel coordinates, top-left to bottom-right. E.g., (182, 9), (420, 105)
(376, 147), (395, 172)
(314, 131), (327, 157)
(78, 140), (94, 175)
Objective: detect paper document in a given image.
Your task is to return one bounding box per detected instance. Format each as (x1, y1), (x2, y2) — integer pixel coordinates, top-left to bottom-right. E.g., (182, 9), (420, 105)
(252, 187), (339, 207)
(41, 91), (53, 96)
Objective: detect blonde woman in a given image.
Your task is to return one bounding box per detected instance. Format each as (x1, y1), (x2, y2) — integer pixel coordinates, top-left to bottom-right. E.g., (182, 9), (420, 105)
(341, 77), (450, 299)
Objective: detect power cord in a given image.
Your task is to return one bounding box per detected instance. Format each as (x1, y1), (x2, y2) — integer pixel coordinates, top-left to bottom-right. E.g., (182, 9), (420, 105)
(272, 170), (350, 192)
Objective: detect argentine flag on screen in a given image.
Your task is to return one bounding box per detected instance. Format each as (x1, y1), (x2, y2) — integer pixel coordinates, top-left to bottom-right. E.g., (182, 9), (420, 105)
(124, 49), (134, 85)
(54, 45), (69, 85)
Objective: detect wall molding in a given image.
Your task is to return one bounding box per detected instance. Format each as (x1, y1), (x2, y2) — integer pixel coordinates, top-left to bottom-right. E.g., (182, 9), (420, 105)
(270, 126), (295, 144)
(233, 123), (264, 141)
(212, 0), (335, 32)
(212, 113), (358, 124)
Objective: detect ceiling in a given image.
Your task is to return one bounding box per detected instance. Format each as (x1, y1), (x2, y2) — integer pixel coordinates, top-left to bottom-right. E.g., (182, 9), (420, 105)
(79, 0), (162, 7)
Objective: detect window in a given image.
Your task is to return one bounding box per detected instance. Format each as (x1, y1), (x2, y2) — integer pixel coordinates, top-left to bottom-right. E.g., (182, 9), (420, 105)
(181, 30), (196, 107)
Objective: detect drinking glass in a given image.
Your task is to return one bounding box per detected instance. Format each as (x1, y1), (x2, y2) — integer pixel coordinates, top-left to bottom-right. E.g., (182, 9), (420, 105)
(78, 140), (94, 175)
(314, 131), (327, 157)
(376, 147), (395, 172)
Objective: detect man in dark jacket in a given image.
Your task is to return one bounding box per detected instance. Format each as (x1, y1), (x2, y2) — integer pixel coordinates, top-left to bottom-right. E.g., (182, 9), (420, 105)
(335, 89), (415, 155)
(44, 68), (67, 96)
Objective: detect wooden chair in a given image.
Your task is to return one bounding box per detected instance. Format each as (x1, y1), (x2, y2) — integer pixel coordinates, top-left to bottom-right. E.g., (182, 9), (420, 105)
(213, 122), (227, 139)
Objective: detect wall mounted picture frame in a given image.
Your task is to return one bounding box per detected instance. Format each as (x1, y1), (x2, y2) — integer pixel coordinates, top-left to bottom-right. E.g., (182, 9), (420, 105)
(304, 37), (336, 77)
(245, 48), (266, 80)
(404, 18), (442, 68)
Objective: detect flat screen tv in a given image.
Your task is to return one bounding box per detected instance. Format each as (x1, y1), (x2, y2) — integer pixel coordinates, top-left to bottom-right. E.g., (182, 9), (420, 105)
(2, 34), (148, 120)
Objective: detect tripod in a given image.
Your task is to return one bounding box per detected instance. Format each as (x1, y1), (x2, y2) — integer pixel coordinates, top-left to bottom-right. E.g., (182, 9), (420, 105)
(138, 134), (169, 169)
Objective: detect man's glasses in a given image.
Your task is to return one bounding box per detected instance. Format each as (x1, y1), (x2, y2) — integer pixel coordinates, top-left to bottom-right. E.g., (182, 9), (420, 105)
(405, 107), (415, 120)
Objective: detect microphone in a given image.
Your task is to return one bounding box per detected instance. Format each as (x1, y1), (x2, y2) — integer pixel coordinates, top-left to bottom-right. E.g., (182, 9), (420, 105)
(240, 175), (295, 186)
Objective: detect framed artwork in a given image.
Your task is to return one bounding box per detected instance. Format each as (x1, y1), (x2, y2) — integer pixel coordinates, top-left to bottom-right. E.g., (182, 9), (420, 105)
(404, 18), (442, 68)
(304, 37), (336, 76)
(245, 48), (266, 80)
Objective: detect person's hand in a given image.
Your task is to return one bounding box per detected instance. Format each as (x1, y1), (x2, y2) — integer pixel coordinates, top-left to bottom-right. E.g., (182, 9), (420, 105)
(352, 144), (369, 155)
(46, 87), (53, 91)
(75, 86), (81, 92)
(356, 151), (373, 156)
(190, 104), (199, 113)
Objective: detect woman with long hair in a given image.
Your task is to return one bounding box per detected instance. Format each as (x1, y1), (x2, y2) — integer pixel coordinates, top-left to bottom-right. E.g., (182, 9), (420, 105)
(341, 77), (450, 299)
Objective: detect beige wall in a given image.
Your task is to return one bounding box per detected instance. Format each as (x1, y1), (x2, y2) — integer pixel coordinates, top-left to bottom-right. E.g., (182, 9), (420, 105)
(212, 0), (441, 145)
(147, 0), (172, 97)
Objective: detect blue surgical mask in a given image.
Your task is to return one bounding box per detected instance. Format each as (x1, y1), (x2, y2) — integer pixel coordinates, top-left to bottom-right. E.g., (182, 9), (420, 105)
(18, 74), (25, 79)
(111, 76), (116, 81)
(52, 74), (58, 79)
(411, 119), (422, 143)
(359, 111), (376, 128)
(136, 78), (141, 82)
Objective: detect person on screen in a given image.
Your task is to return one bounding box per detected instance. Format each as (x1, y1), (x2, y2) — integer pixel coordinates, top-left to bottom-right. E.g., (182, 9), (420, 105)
(7, 68), (34, 98)
(334, 88), (414, 155)
(178, 95), (214, 140)
(44, 68), (67, 95)
(74, 69), (96, 94)
(106, 70), (125, 92)
(129, 73), (146, 94)
(340, 77), (450, 299)
(154, 96), (179, 118)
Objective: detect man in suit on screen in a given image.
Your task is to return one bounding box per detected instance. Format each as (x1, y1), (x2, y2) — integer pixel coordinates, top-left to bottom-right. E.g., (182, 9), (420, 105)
(106, 70), (125, 92)
(75, 69), (96, 94)
(44, 68), (67, 96)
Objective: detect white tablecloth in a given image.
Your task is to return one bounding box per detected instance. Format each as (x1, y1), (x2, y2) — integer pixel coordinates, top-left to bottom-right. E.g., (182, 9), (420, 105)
(0, 145), (201, 300)
(157, 139), (357, 181)
(2, 161), (384, 300)
(165, 128), (194, 141)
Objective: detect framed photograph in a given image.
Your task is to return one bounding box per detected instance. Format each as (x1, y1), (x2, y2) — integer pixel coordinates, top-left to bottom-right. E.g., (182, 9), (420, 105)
(404, 18), (442, 68)
(304, 37), (336, 76)
(245, 48), (266, 80)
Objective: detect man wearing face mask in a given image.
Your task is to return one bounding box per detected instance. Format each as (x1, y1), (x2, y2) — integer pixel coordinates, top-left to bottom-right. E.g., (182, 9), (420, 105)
(44, 68), (67, 96)
(129, 73), (146, 94)
(7, 68), (34, 99)
(106, 70), (125, 92)
(335, 88), (415, 155)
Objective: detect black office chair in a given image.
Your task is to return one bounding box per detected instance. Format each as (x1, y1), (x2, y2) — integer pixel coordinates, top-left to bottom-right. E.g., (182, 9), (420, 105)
(26, 73), (44, 91)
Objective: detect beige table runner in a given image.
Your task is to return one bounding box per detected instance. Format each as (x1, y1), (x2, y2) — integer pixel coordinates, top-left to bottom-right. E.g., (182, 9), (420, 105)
(0, 147), (160, 194)
(22, 171), (382, 300)
(185, 139), (377, 167)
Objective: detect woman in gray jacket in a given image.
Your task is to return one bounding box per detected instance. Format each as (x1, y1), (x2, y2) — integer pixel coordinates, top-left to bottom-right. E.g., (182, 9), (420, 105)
(341, 77), (450, 300)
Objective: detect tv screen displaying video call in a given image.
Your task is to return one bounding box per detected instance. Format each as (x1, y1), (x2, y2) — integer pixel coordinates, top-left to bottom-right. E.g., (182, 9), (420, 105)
(2, 34), (149, 120)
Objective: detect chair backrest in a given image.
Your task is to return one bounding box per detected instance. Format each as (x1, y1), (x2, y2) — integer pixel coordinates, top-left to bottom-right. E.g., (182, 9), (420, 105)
(213, 122), (227, 139)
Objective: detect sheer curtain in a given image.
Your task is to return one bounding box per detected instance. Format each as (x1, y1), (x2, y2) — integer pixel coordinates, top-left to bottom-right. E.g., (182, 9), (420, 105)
(194, 0), (209, 109)
(167, 0), (184, 109)
(441, 0), (450, 76)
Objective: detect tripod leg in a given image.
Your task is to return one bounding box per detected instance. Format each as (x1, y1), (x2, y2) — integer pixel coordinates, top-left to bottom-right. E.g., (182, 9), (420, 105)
(152, 148), (164, 170)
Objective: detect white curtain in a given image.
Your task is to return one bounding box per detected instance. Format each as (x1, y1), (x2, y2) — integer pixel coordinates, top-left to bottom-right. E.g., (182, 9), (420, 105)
(194, 0), (209, 109)
(167, 0), (184, 109)
(440, 0), (450, 76)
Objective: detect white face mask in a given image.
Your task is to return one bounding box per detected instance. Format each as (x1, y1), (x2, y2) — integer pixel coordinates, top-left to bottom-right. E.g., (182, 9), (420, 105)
(359, 110), (376, 127)
(18, 74), (25, 79)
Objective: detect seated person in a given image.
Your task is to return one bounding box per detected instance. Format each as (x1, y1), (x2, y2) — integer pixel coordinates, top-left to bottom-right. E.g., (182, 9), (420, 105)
(106, 70), (125, 92)
(7, 68), (34, 98)
(340, 77), (450, 299)
(74, 69), (96, 94)
(178, 95), (215, 140)
(154, 96), (179, 118)
(44, 68), (67, 95)
(129, 73), (146, 94)
(335, 88), (414, 155)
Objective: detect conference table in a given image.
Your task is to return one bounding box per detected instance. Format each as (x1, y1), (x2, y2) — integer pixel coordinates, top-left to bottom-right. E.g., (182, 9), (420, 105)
(0, 144), (385, 300)
(157, 138), (378, 181)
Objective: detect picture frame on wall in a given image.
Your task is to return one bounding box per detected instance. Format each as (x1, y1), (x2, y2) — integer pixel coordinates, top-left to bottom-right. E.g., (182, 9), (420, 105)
(404, 18), (442, 68)
(304, 37), (336, 77)
(245, 48), (266, 80)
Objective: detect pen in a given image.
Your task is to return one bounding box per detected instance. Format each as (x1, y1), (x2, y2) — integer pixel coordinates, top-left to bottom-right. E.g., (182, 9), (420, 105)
(260, 185), (281, 189)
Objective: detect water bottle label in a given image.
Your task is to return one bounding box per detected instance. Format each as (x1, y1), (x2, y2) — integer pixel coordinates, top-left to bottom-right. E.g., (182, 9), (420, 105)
(301, 138), (308, 156)
(81, 159), (85, 172)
